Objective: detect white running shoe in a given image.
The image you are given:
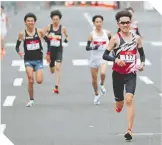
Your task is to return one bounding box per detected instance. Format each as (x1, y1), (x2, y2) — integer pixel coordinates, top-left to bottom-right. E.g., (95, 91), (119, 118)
(100, 84), (106, 96)
(26, 100), (34, 107)
(93, 95), (100, 105)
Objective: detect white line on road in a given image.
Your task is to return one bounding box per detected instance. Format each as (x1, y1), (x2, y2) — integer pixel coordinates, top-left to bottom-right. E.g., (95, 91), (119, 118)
(139, 76), (154, 84)
(151, 42), (162, 46)
(0, 124), (6, 133)
(13, 78), (23, 86)
(83, 12), (95, 29)
(5, 43), (16, 47)
(3, 96), (16, 107)
(159, 93), (162, 97)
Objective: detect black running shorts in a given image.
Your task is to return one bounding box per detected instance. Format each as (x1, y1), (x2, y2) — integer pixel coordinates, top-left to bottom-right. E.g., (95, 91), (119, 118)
(50, 51), (63, 67)
(112, 71), (136, 102)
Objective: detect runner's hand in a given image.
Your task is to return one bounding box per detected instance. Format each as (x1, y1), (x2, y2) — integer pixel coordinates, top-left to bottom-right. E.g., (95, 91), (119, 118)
(18, 52), (24, 58)
(46, 54), (51, 63)
(0, 48), (6, 60)
(115, 58), (126, 67)
(138, 63), (144, 71)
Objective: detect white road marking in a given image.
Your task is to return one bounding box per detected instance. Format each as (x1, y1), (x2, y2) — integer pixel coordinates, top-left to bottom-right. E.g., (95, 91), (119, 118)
(13, 78), (23, 86)
(5, 43), (16, 47)
(3, 96), (16, 107)
(139, 76), (154, 84)
(83, 12), (95, 29)
(19, 65), (25, 72)
(159, 93), (162, 97)
(89, 125), (94, 128)
(72, 59), (89, 66)
(136, 58), (152, 66)
(0, 124), (6, 133)
(151, 42), (162, 46)
(117, 132), (162, 136)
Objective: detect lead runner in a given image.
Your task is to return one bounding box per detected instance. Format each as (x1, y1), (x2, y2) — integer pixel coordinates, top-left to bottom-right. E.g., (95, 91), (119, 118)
(103, 10), (145, 140)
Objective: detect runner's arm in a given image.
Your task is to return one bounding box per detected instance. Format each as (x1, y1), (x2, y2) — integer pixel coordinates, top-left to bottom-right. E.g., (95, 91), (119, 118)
(15, 32), (23, 53)
(62, 26), (69, 43)
(86, 33), (93, 51)
(107, 30), (112, 40)
(38, 29), (51, 54)
(102, 36), (117, 61)
(137, 36), (145, 65)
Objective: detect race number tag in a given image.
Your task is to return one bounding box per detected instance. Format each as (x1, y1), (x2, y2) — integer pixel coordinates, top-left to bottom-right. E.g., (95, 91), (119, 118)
(26, 40), (40, 50)
(120, 51), (136, 63)
(50, 39), (60, 47)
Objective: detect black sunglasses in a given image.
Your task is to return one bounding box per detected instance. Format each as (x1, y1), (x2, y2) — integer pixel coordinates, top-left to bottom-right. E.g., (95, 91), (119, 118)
(119, 21), (131, 25)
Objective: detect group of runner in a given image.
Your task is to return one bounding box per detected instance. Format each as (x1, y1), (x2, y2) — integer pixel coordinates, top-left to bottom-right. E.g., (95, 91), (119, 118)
(1, 6), (146, 141)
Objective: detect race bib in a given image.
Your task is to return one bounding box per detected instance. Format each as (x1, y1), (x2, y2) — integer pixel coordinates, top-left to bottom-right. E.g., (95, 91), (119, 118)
(50, 39), (60, 47)
(120, 51), (136, 63)
(26, 42), (39, 50)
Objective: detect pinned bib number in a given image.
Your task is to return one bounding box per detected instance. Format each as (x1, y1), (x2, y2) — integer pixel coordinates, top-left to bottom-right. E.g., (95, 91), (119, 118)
(120, 54), (135, 63)
(27, 43), (39, 50)
(50, 39), (60, 47)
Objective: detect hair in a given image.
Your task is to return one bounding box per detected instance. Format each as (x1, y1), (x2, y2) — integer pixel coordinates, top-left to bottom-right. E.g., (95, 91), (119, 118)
(125, 7), (134, 12)
(92, 15), (104, 22)
(115, 10), (132, 22)
(24, 13), (37, 22)
(1, 5), (4, 9)
(50, 10), (62, 19)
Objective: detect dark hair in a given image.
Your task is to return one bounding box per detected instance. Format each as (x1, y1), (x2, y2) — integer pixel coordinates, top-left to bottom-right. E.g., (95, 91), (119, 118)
(24, 13), (37, 22)
(125, 7), (134, 12)
(92, 15), (103, 22)
(50, 10), (62, 19)
(115, 10), (132, 22)
(1, 5), (4, 9)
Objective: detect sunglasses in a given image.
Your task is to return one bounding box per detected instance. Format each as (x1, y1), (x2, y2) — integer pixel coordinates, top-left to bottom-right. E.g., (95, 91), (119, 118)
(119, 21), (131, 25)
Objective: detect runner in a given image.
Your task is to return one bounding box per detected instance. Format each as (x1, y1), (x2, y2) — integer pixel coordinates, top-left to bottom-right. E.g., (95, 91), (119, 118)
(86, 15), (112, 105)
(44, 10), (69, 94)
(103, 10), (145, 140)
(15, 13), (50, 107)
(0, 5), (9, 59)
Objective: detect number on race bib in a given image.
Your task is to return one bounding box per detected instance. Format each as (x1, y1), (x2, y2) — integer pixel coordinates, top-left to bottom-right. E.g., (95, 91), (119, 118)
(120, 54), (135, 63)
(27, 43), (39, 50)
(50, 40), (60, 47)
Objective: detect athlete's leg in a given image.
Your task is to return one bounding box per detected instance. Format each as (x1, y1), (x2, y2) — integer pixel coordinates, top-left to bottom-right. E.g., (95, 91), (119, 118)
(99, 62), (107, 85)
(112, 71), (125, 112)
(99, 62), (107, 95)
(124, 73), (136, 140)
(35, 60), (43, 84)
(0, 34), (6, 59)
(49, 54), (56, 74)
(53, 52), (63, 93)
(91, 67), (99, 95)
(25, 61), (35, 107)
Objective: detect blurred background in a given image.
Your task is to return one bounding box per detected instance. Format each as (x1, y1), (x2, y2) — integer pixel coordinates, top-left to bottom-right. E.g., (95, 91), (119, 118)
(1, 1), (156, 15)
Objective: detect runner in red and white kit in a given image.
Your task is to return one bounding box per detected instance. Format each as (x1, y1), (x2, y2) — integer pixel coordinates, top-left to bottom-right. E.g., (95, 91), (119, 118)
(103, 10), (145, 140)
(86, 15), (112, 105)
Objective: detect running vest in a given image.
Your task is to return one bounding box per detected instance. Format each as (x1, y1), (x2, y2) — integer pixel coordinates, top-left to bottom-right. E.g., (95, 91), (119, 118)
(1, 13), (7, 31)
(130, 21), (138, 34)
(48, 24), (62, 52)
(91, 29), (109, 58)
(112, 32), (138, 74)
(23, 28), (43, 60)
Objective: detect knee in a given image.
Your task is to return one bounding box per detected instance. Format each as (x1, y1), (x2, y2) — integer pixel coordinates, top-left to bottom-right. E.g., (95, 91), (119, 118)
(37, 79), (43, 84)
(125, 94), (133, 106)
(28, 77), (34, 84)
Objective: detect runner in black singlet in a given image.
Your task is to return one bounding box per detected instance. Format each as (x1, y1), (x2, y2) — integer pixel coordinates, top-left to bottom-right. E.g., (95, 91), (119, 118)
(44, 10), (69, 94)
(15, 13), (50, 107)
(103, 10), (145, 140)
